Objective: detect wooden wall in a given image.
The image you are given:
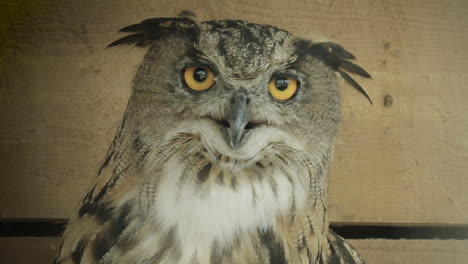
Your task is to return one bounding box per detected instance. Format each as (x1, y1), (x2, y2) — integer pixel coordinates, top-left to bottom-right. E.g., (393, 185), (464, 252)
(1, 0), (467, 263)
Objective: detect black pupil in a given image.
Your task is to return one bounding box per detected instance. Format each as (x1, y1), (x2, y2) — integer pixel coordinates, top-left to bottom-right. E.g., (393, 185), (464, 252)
(193, 68), (208, 82)
(275, 79), (289, 91)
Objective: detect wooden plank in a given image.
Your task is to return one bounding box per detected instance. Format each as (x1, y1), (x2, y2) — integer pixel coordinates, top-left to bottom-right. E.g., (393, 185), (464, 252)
(0, 237), (60, 264)
(349, 239), (468, 264)
(0, 238), (467, 264)
(1, 0), (468, 224)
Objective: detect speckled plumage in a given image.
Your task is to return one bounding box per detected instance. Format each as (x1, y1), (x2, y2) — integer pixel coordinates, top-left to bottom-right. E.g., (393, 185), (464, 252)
(55, 15), (370, 264)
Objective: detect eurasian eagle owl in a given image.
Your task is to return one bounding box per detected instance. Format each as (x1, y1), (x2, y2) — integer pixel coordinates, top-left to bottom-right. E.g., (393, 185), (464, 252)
(55, 14), (371, 264)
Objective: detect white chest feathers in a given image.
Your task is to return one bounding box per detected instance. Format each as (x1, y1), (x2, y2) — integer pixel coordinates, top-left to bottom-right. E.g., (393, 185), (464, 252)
(150, 156), (307, 263)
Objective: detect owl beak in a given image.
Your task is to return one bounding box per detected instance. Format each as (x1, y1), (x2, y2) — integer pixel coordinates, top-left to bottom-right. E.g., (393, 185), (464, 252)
(227, 93), (249, 148)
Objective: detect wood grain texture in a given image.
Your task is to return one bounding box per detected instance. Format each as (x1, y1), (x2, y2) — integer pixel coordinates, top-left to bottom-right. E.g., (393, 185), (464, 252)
(349, 239), (468, 264)
(1, 238), (466, 264)
(0, 237), (60, 264)
(1, 0), (467, 224)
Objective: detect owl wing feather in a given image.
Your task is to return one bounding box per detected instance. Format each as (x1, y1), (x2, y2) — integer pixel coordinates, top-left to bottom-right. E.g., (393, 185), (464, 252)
(54, 141), (142, 264)
(325, 230), (366, 264)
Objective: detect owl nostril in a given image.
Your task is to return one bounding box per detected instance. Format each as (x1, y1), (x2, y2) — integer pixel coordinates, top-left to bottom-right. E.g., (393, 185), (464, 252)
(245, 122), (255, 130)
(245, 120), (267, 129)
(217, 119), (230, 128)
(213, 119), (265, 130)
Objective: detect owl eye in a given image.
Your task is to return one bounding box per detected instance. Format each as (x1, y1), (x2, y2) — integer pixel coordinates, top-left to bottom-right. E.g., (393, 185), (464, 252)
(183, 66), (215, 91)
(268, 78), (298, 101)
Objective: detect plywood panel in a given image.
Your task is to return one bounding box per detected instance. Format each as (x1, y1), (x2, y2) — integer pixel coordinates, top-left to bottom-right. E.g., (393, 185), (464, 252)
(1, 0), (467, 223)
(1, 238), (467, 264)
(0, 237), (60, 264)
(349, 239), (468, 264)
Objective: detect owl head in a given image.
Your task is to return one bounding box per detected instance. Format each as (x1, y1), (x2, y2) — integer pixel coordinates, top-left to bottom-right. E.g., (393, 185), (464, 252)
(108, 16), (370, 169)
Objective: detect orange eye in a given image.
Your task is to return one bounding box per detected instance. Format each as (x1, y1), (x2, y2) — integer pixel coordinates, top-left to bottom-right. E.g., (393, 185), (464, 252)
(268, 78), (298, 101)
(183, 66), (215, 91)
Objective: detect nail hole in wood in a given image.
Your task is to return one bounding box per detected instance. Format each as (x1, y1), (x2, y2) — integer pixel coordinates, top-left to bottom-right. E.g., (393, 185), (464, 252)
(384, 94), (393, 107)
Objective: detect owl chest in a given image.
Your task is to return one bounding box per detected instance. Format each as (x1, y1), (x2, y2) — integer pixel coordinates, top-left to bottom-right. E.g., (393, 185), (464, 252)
(149, 158), (307, 262)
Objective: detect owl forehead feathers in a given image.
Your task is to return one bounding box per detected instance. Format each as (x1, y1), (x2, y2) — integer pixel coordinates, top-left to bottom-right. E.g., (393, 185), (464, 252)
(108, 16), (372, 103)
(197, 20), (296, 78)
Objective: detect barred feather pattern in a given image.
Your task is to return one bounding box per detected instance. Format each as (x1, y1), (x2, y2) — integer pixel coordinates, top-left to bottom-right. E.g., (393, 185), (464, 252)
(56, 126), (364, 264)
(56, 16), (369, 264)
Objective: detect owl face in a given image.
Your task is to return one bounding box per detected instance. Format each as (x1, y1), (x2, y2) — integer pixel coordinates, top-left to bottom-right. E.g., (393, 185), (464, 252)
(124, 20), (343, 163)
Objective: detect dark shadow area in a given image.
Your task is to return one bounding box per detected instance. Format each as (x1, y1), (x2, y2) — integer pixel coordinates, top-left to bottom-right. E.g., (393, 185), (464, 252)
(1, 221), (467, 239)
(331, 224), (468, 240)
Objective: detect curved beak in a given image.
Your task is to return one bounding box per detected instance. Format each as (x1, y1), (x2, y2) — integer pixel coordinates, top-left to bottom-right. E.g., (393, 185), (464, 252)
(227, 93), (249, 148)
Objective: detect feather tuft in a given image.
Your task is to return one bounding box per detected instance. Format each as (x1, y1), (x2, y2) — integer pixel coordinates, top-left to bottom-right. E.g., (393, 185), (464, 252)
(338, 70), (373, 104)
(107, 17), (199, 48)
(340, 59), (372, 78)
(305, 41), (372, 104)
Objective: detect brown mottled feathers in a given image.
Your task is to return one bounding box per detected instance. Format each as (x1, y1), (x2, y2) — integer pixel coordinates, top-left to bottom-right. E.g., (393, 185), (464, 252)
(108, 17), (371, 103)
(55, 16), (370, 264)
(326, 231), (365, 264)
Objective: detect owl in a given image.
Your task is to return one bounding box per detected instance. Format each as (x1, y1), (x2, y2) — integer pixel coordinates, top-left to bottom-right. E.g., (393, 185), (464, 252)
(55, 13), (371, 264)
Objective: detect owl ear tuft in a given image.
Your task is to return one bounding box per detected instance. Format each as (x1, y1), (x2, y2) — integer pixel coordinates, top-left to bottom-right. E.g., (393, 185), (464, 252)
(338, 70), (373, 104)
(296, 40), (373, 104)
(107, 17), (199, 48)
